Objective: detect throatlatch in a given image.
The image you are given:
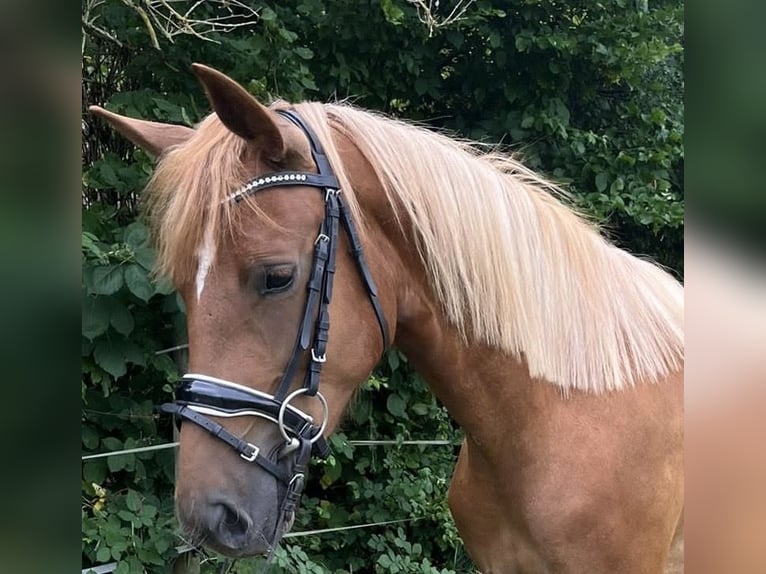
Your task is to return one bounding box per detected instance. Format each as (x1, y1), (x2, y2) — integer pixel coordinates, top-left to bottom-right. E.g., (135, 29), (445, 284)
(160, 109), (390, 536)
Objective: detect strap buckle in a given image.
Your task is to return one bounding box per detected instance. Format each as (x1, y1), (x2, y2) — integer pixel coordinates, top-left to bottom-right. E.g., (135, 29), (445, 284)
(311, 348), (327, 363)
(314, 233), (329, 245)
(240, 442), (260, 462)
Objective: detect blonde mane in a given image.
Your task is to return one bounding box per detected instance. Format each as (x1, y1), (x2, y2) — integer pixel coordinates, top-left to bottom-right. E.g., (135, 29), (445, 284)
(145, 114), (248, 283)
(146, 102), (683, 394)
(301, 102), (684, 394)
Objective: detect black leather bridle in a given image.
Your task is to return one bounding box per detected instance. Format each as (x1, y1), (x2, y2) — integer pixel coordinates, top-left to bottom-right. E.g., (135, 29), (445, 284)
(160, 109), (390, 538)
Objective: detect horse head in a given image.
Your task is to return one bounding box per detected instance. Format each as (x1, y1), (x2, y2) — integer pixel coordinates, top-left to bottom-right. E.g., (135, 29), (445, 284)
(91, 64), (395, 557)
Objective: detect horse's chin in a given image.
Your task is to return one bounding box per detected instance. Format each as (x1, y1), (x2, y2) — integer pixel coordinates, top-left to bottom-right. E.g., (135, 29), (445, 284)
(202, 533), (275, 559)
(204, 511), (294, 558)
(176, 501), (283, 559)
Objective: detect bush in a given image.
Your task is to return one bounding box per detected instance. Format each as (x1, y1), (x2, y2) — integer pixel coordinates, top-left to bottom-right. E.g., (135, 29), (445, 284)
(82, 1), (683, 571)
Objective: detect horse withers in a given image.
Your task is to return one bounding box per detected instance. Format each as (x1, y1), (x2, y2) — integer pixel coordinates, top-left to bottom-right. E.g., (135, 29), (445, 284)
(91, 64), (683, 573)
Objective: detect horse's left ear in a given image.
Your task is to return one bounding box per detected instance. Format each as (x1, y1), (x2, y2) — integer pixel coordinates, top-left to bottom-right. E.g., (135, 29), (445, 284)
(191, 63), (285, 161)
(89, 106), (195, 158)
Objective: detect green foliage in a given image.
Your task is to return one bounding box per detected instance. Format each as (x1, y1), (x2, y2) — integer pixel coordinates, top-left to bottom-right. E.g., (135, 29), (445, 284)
(82, 215), (184, 570)
(82, 0), (683, 572)
(283, 0), (684, 272)
(82, 488), (177, 571)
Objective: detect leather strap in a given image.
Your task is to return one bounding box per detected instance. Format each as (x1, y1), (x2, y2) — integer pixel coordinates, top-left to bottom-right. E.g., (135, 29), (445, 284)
(276, 438), (311, 533)
(160, 403), (292, 483)
(337, 193), (390, 349)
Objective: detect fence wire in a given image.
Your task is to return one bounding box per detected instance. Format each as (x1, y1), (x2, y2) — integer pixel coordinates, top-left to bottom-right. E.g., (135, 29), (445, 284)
(82, 435), (457, 573)
(82, 438), (458, 461)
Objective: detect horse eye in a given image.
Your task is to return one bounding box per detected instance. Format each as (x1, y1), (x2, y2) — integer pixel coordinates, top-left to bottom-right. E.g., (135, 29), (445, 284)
(263, 265), (295, 293)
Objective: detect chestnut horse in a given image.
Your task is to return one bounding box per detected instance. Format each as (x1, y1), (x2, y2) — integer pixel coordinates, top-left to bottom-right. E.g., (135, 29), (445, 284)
(91, 64), (684, 573)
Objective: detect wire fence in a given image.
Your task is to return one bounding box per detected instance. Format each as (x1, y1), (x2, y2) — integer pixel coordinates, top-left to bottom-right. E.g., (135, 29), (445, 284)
(82, 438), (458, 461)
(83, 517), (422, 574)
(82, 432), (460, 574)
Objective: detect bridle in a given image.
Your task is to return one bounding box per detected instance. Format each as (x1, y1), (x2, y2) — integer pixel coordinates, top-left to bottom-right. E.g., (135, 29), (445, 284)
(159, 109), (390, 539)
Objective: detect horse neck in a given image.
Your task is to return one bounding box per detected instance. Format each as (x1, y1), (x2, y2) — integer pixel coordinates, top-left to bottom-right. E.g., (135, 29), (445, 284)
(389, 244), (542, 441)
(346, 154), (539, 445)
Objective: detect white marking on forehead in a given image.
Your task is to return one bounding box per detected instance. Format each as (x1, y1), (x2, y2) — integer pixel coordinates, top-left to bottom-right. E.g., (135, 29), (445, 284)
(195, 224), (215, 300)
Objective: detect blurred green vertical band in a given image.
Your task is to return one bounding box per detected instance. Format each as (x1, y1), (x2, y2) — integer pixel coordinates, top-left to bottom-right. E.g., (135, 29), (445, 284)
(687, 0), (766, 255)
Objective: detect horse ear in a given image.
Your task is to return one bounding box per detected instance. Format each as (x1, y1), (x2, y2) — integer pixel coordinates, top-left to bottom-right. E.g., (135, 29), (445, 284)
(191, 63), (285, 160)
(88, 106), (194, 158)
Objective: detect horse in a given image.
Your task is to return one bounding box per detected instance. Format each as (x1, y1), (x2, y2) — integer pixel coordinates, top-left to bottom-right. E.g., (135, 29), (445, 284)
(90, 64), (684, 573)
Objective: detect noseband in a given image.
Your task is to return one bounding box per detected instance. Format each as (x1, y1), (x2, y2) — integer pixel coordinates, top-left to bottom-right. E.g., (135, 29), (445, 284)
(160, 109), (390, 537)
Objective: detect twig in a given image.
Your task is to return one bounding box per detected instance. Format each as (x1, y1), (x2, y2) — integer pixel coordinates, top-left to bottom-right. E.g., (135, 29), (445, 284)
(406, 0), (476, 37)
(83, 0), (261, 51)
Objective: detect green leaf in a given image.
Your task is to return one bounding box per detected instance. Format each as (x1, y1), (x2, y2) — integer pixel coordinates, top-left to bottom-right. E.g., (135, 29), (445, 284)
(141, 504), (158, 519)
(300, 76), (318, 90)
(133, 246), (156, 271)
(82, 296), (110, 340)
(117, 510), (135, 523)
(260, 7), (276, 21)
(386, 394), (407, 418)
(101, 437), (122, 451)
(295, 47), (313, 59)
(411, 403), (429, 416)
(595, 172), (609, 192)
(154, 276), (174, 295)
(387, 350), (400, 371)
(320, 456), (343, 487)
(111, 540), (128, 555)
(109, 302), (134, 336)
(82, 425), (100, 450)
(380, 0), (404, 24)
(107, 455), (127, 473)
(96, 545), (112, 563)
(124, 264), (154, 301)
(90, 266), (124, 295)
(124, 221), (149, 248)
(122, 339), (146, 367)
(82, 232), (107, 260)
(125, 490), (141, 512)
(99, 162), (119, 187)
(93, 340), (127, 379)
(151, 353), (178, 380)
(154, 536), (170, 554)
(83, 460), (107, 485)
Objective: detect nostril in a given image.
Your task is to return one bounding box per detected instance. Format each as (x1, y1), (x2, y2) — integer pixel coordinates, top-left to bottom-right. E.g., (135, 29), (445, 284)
(207, 495), (253, 543)
(220, 502), (240, 527)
